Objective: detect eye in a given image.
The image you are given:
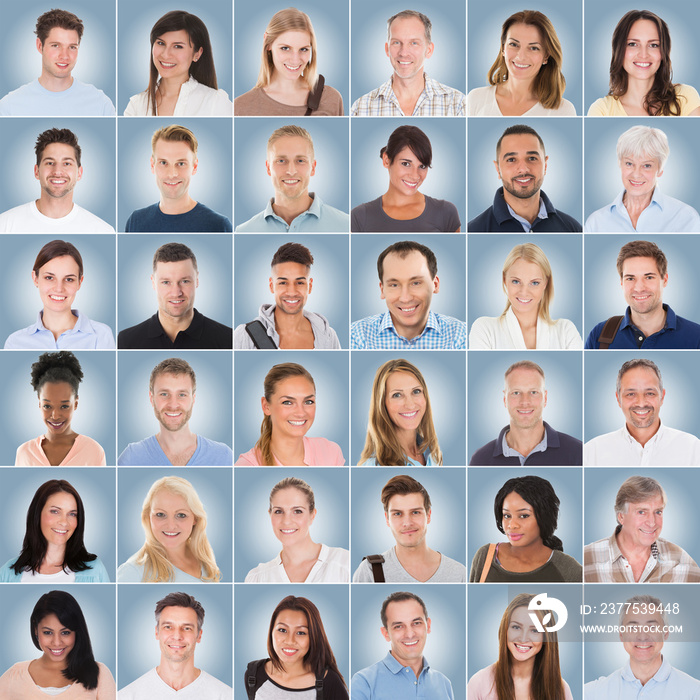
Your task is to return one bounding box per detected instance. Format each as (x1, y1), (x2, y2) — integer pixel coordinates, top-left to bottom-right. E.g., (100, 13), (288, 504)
(412, 388), (423, 395)
(304, 399), (315, 405)
(391, 392), (402, 399)
(531, 281), (540, 287)
(154, 512), (166, 518)
(503, 513), (511, 519)
(175, 512), (188, 519)
(296, 630), (307, 636)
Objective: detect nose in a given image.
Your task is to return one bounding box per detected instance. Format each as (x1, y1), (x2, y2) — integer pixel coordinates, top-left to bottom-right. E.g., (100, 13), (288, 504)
(398, 284), (413, 302)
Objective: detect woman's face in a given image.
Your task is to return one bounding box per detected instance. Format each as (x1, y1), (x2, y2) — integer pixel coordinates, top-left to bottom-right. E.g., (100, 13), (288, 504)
(39, 382), (78, 437)
(504, 258), (547, 315)
(383, 146), (428, 197)
(149, 489), (196, 553)
(268, 30), (312, 82)
(35, 613), (75, 666)
(262, 376), (316, 440)
(152, 29), (203, 83)
(506, 605), (543, 662)
(502, 22), (547, 83)
(501, 491), (542, 548)
(272, 609), (310, 665)
(269, 487), (316, 547)
(623, 19), (662, 81)
(40, 491), (78, 548)
(384, 371), (426, 433)
(32, 256), (82, 315)
(619, 153), (661, 200)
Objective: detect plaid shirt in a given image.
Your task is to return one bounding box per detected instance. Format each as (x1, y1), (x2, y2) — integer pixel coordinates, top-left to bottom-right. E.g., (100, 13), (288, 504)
(351, 310), (466, 349)
(350, 75), (466, 116)
(584, 533), (700, 582)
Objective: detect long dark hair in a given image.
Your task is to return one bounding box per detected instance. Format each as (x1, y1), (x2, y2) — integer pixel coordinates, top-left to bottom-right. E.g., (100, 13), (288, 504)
(31, 590), (99, 690)
(146, 11), (218, 115)
(267, 596), (346, 688)
(12, 480), (97, 575)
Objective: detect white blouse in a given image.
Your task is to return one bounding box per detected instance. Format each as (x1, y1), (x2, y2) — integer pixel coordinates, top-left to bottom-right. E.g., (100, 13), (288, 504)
(124, 76), (233, 116)
(245, 544), (350, 583)
(467, 84), (576, 116)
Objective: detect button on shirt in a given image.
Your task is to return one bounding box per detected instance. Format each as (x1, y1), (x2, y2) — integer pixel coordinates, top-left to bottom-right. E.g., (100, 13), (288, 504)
(351, 75), (466, 116)
(235, 194), (349, 232)
(501, 430), (548, 466)
(4, 310), (115, 349)
(351, 310), (466, 349)
(352, 653), (454, 700)
(506, 198), (549, 232)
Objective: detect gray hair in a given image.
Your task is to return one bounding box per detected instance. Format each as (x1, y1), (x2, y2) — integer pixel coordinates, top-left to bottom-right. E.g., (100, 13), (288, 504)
(614, 476), (666, 521)
(616, 126), (669, 171)
(619, 594), (667, 627)
(616, 359), (663, 395)
(387, 10), (432, 43)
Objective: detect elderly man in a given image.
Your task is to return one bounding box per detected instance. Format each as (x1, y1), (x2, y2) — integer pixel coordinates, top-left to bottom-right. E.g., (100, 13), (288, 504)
(584, 476), (700, 583)
(584, 358), (700, 465)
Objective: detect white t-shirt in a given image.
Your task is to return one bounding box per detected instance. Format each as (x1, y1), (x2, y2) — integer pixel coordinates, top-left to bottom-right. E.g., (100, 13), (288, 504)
(118, 668), (231, 699)
(467, 84), (576, 116)
(0, 201), (114, 232)
(21, 568), (75, 582)
(245, 544), (350, 583)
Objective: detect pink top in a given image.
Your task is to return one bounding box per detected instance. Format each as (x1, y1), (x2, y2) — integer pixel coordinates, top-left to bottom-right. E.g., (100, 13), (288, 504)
(15, 434), (107, 466)
(235, 436), (345, 466)
(0, 660), (115, 699)
(468, 663), (573, 700)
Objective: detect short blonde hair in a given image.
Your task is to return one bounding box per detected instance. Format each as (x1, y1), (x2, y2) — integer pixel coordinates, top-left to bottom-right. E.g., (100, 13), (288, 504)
(267, 124), (314, 157)
(501, 243), (554, 324)
(151, 125), (198, 156)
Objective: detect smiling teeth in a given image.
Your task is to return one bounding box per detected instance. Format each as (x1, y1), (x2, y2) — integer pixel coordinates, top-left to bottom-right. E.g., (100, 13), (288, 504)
(403, 640), (418, 646)
(288, 420), (306, 426)
(514, 643), (531, 652)
(163, 531), (179, 536)
(49, 649), (65, 655)
(513, 62), (530, 68)
(160, 62), (176, 67)
(399, 306), (417, 312)
(400, 411), (419, 418)
(280, 529), (297, 534)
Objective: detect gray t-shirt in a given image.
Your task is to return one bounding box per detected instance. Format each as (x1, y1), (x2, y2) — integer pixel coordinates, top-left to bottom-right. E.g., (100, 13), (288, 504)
(351, 195), (461, 232)
(352, 546), (466, 582)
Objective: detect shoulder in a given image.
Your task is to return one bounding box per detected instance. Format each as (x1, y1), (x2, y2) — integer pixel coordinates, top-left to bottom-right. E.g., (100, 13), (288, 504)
(120, 668), (159, 695)
(196, 669), (233, 692)
(469, 544), (491, 581)
(318, 83), (344, 115)
(124, 91), (148, 116)
(0, 661), (31, 688)
(467, 85), (497, 115)
(235, 447), (261, 466)
(550, 427), (583, 450)
(96, 661), (115, 686)
(118, 437), (157, 466)
(118, 316), (153, 348)
(195, 436), (233, 465)
(78, 556), (110, 582)
(675, 84), (700, 114)
(117, 554), (144, 582)
(587, 96), (615, 115)
(245, 557), (280, 583)
(551, 550), (583, 581)
(125, 203), (159, 230)
(437, 553), (467, 581)
(0, 558), (20, 581)
(235, 209), (269, 232)
(467, 205), (497, 232)
(0, 82), (35, 115)
(469, 438), (499, 465)
(190, 82), (232, 115)
(552, 97), (576, 115)
(305, 437), (345, 466)
(350, 85), (384, 114)
(233, 87), (264, 115)
(468, 664), (497, 696)
(469, 316), (501, 349)
(191, 203), (232, 231)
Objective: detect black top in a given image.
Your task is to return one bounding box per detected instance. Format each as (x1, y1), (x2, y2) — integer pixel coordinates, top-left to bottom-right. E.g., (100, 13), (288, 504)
(118, 308), (232, 349)
(468, 188), (582, 232)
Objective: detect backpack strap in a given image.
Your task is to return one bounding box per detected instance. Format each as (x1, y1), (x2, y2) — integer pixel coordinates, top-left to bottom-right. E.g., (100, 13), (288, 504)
(597, 315), (624, 349)
(245, 320), (277, 349)
(245, 659), (267, 699)
(305, 74), (325, 115)
(315, 670), (325, 700)
(363, 554), (386, 582)
(479, 543), (497, 583)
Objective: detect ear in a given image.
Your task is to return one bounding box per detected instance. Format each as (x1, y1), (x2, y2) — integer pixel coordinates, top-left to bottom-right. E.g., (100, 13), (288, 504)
(149, 391), (155, 408)
(543, 389), (547, 409)
(310, 159), (316, 177)
(155, 624), (160, 640)
(310, 508), (317, 524)
(425, 42), (434, 59)
(36, 37), (43, 54)
(426, 508), (431, 525)
(308, 277), (313, 294)
(615, 391), (621, 409)
(262, 395), (271, 416)
(32, 270), (39, 287)
(660, 388), (665, 406)
(73, 396), (79, 411)
(150, 155), (155, 174)
(77, 275), (84, 290)
(34, 164), (40, 181)
(382, 152), (391, 170)
(426, 617), (432, 634)
(266, 160), (272, 177)
(493, 160), (502, 181)
(195, 273), (199, 289)
(151, 274), (156, 291)
(662, 273), (668, 288)
(195, 627), (203, 643)
(432, 275), (440, 295)
(385, 511), (390, 527)
(543, 154), (549, 175)
(269, 276), (275, 295)
(384, 42), (390, 59)
(191, 158), (198, 176)
(77, 166), (83, 182)
(657, 168), (664, 179)
(380, 626), (390, 643)
(379, 281), (385, 300)
(193, 46), (203, 63)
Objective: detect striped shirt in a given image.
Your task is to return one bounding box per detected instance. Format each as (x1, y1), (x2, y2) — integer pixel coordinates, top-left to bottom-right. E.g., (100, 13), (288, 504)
(584, 533), (700, 582)
(350, 74), (466, 116)
(351, 310), (466, 349)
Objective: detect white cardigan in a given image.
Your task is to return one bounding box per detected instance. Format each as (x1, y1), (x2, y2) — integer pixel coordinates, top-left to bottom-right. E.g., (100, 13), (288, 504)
(469, 307), (582, 349)
(124, 76), (232, 116)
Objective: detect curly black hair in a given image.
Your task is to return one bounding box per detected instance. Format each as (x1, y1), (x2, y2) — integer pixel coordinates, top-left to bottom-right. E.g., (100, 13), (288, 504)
(30, 351), (84, 396)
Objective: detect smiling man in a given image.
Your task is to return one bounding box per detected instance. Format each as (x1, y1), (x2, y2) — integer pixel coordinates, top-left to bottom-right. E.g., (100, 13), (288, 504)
(234, 242), (340, 349)
(117, 357), (232, 466)
(0, 9), (115, 116)
(351, 240), (466, 349)
(118, 243), (232, 349)
(584, 358), (700, 466)
(470, 360), (582, 466)
(468, 124), (581, 232)
(351, 10), (466, 116)
(353, 475), (466, 583)
(118, 592), (231, 699)
(351, 591), (453, 699)
(236, 124), (349, 232)
(125, 125), (231, 232)
(585, 241), (700, 349)
(0, 128), (113, 232)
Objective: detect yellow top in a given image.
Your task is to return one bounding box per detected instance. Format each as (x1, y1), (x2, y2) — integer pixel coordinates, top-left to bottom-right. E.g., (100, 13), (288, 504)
(587, 83), (700, 115)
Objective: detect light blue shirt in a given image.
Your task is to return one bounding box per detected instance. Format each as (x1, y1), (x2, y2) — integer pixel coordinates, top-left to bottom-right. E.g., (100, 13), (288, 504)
(4, 310), (115, 349)
(117, 553), (203, 582)
(585, 188), (700, 232)
(506, 197), (549, 232)
(351, 310), (466, 350)
(118, 434), (232, 466)
(352, 652), (454, 700)
(501, 430), (548, 466)
(585, 658), (700, 699)
(0, 79), (115, 116)
(235, 193), (349, 232)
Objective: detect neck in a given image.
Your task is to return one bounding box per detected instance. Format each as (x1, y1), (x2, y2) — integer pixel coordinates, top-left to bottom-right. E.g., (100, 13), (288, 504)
(38, 72), (73, 93)
(394, 541), (432, 563)
(501, 76), (537, 101)
(506, 422), (545, 456)
(391, 650), (423, 678)
(157, 659), (200, 690)
(624, 77), (656, 111)
(159, 195), (197, 216)
(510, 655), (536, 679)
(156, 425), (195, 450)
(36, 193), (74, 219)
(511, 305), (539, 330)
(382, 187), (424, 208)
(274, 306), (307, 332)
(395, 427), (421, 460)
(158, 309), (195, 342)
(629, 304), (666, 337)
(270, 432), (306, 465)
(623, 188), (654, 214)
(272, 192), (313, 225)
(630, 654), (663, 685)
(269, 71), (309, 95)
(625, 419), (661, 447)
(391, 72), (425, 98)
(504, 538), (550, 563)
(158, 74), (189, 96)
(502, 188), (542, 224)
(280, 535), (319, 562)
(41, 307), (77, 338)
(390, 312), (427, 341)
(42, 542), (67, 568)
(616, 529), (654, 561)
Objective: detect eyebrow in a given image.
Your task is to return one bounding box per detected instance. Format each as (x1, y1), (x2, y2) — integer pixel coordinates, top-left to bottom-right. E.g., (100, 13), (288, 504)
(502, 150), (541, 158)
(391, 617), (424, 626)
(503, 506), (532, 512)
(42, 156), (75, 162)
(276, 276), (308, 281)
(280, 394), (315, 400)
(383, 275), (426, 283)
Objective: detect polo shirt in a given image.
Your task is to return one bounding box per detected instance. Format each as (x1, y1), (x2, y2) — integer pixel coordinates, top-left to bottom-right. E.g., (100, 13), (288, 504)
(235, 194), (349, 233)
(351, 310), (466, 349)
(124, 202), (232, 232)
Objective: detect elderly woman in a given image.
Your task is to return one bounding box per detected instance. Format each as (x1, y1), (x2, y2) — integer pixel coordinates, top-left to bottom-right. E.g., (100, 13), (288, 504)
(584, 476), (700, 582)
(585, 126), (700, 232)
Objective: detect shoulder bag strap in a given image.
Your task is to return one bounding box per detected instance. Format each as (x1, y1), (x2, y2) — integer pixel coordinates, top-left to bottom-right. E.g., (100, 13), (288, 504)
(479, 543), (497, 583)
(245, 320), (278, 349)
(305, 74), (325, 115)
(363, 554), (386, 582)
(597, 315), (624, 349)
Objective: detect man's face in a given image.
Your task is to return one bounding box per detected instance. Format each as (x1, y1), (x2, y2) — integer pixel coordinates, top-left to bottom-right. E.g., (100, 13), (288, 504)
(152, 259), (198, 321)
(156, 606), (201, 664)
(380, 250), (439, 339)
(151, 139), (198, 202)
(385, 493), (430, 550)
(621, 256), (667, 317)
(34, 143), (82, 199)
(616, 366), (665, 433)
(269, 261), (312, 316)
(37, 27), (80, 81)
(150, 372), (195, 433)
(266, 136), (316, 203)
(385, 16), (434, 81)
(617, 496), (664, 549)
(381, 599), (431, 667)
(504, 367), (547, 430)
(620, 608), (667, 666)
(494, 133), (548, 200)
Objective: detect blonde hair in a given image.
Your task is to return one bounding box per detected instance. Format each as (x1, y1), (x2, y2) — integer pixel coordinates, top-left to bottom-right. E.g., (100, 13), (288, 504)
(359, 359), (442, 466)
(135, 477), (220, 582)
(255, 8), (319, 91)
(501, 243), (554, 324)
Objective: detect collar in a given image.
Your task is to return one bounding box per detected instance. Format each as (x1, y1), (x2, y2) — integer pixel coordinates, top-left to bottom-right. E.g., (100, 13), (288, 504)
(620, 656), (671, 684)
(501, 427), (547, 460)
(614, 186), (666, 213)
(148, 308), (203, 339)
(30, 309), (84, 334)
(382, 651), (428, 676)
(263, 193), (321, 221)
(380, 309), (440, 339)
(505, 197), (548, 230)
(620, 421), (665, 447)
(608, 531), (660, 563)
(492, 421), (560, 457)
(620, 304), (676, 332)
(492, 187), (556, 225)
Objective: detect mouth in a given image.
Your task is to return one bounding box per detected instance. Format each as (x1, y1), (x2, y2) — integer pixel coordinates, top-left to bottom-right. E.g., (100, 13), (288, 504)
(49, 178), (68, 185)
(168, 299), (186, 307)
(513, 175), (534, 186)
(511, 61), (532, 69)
(631, 407), (652, 417)
(48, 294), (68, 301)
(639, 528), (657, 535)
(163, 180), (183, 188)
(628, 179), (648, 187)
(48, 648), (67, 657)
(633, 62), (652, 68)
(46, 420), (66, 430)
(55, 63), (70, 69)
(513, 643), (533, 653)
(159, 61), (176, 69)
(401, 179), (420, 189)
(632, 293), (651, 301)
(399, 410), (419, 419)
(397, 304), (418, 315)
(280, 528), (298, 535)
(282, 298), (302, 306)
(507, 533), (524, 541)
(402, 640), (419, 648)
(282, 178), (301, 186)
(516, 409), (534, 415)
(288, 420), (307, 426)
(162, 531), (181, 538)
(283, 63), (303, 72)
(515, 297), (533, 304)
(281, 647), (300, 656)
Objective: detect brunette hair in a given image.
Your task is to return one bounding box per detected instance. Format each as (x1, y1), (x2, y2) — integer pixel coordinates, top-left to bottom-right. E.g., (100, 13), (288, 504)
(30, 351), (83, 396)
(381, 474), (431, 512)
(380, 125), (432, 168)
(496, 124), (545, 158)
(608, 10), (681, 115)
(501, 243), (554, 323)
(376, 240), (437, 281)
(155, 591), (205, 630)
(12, 480), (96, 575)
(488, 10), (566, 110)
(267, 596), (346, 688)
(269, 477), (315, 512)
(494, 476), (563, 551)
(616, 358), (663, 395)
(271, 242), (314, 268)
(359, 359), (442, 466)
(152, 242), (198, 273)
(387, 10), (432, 42)
(149, 357), (196, 394)
(30, 591), (99, 690)
(35, 128), (81, 167)
(33, 240), (84, 278)
(494, 593), (566, 700)
(146, 11), (218, 115)
(614, 476), (666, 534)
(380, 591), (428, 628)
(616, 240), (667, 278)
(35, 9), (84, 44)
